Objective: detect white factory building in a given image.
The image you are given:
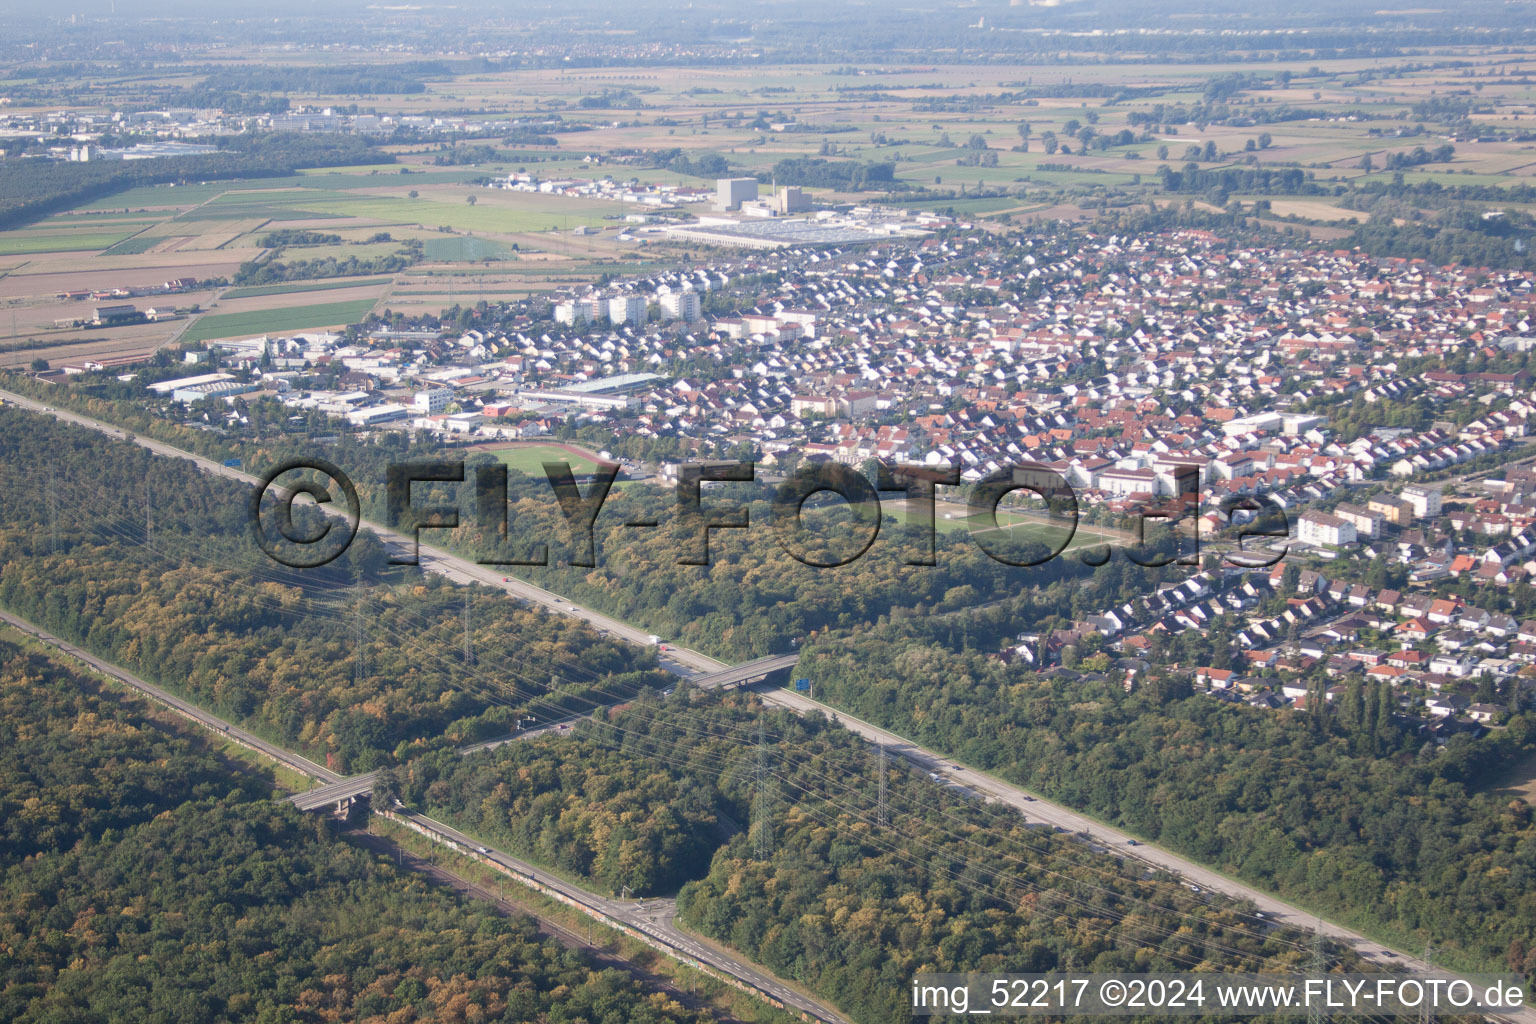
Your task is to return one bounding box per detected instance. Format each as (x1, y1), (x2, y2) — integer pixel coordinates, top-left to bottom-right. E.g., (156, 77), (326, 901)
(714, 177), (759, 211)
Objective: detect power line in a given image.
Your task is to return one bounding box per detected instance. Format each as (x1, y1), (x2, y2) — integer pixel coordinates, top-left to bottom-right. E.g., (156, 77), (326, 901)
(354, 580), (367, 686)
(39, 475), (1308, 959)
(48, 464), (57, 555)
(753, 717), (772, 860)
(39, 476), (1293, 953)
(463, 590), (474, 666)
(875, 741), (888, 829)
(29, 465), (1362, 972)
(1308, 924), (1329, 1024)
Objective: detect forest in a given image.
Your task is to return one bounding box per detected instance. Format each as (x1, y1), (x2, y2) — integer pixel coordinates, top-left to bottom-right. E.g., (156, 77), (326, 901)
(764, 158), (898, 192)
(419, 465), (1093, 660)
(0, 637), (712, 1024)
(0, 377), (1187, 662)
(0, 385), (1085, 659)
(198, 64), (444, 95)
(0, 407), (669, 771)
(257, 229), (344, 248)
(1343, 211), (1536, 273)
(1155, 163), (1319, 197)
(381, 694), (1380, 1024)
(794, 625), (1536, 977)
(385, 712), (725, 897)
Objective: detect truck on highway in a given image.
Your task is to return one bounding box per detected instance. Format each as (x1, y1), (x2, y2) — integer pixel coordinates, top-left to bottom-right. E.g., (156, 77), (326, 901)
(645, 634), (661, 645)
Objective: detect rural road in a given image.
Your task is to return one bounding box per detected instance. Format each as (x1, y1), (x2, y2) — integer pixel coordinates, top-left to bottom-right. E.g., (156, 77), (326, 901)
(5, 387), (1531, 1024)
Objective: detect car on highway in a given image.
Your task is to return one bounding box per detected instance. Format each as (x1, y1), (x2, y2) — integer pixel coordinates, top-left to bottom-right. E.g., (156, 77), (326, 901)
(1126, 839), (1139, 846)
(503, 577), (510, 582)
(476, 846), (489, 855)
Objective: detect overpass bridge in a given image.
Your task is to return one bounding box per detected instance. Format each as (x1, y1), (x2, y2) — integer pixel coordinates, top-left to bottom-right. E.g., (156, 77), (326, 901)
(290, 772), (380, 813)
(289, 656), (802, 813)
(689, 653), (800, 691)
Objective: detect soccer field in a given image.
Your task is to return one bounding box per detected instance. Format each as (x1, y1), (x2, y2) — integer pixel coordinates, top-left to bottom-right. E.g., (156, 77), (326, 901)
(486, 442), (605, 478)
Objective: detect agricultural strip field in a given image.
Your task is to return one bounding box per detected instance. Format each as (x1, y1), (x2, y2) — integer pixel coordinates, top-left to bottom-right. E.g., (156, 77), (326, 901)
(221, 276), (395, 299)
(424, 236), (515, 260)
(178, 298), (378, 343)
(0, 230), (144, 256)
(100, 235), (167, 256)
(169, 186), (625, 236)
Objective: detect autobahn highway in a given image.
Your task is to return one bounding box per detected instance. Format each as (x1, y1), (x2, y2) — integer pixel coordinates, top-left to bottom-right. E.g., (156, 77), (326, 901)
(6, 388), (1532, 1024)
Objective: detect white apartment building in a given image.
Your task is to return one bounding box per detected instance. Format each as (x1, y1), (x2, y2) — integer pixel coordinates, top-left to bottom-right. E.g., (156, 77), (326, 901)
(1401, 484), (1443, 520)
(608, 294), (647, 325)
(659, 288), (701, 322)
(413, 388), (453, 413)
(1095, 467), (1159, 497)
(1333, 502), (1384, 538)
(554, 300), (588, 326)
(1298, 510), (1356, 548)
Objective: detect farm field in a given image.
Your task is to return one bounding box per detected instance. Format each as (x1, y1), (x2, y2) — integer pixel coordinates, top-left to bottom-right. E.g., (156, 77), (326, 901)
(0, 161), (682, 367)
(220, 276), (395, 299)
(7, 45), (1536, 373)
(178, 298), (379, 344)
(0, 257), (254, 300)
(0, 229), (145, 256)
(793, 495), (1125, 561)
(210, 281), (392, 316)
(1486, 749), (1536, 806)
(0, 318), (188, 370)
(916, 501), (1124, 549)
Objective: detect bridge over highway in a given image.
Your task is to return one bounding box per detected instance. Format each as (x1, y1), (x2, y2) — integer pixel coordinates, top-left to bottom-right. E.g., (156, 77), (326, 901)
(17, 391), (1521, 1023)
(288, 713), (587, 812)
(286, 659), (800, 812)
(290, 773), (380, 812)
(689, 653), (799, 690)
